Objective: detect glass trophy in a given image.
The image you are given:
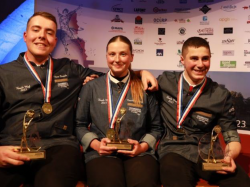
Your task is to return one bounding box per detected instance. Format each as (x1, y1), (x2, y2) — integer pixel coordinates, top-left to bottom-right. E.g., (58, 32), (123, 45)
(198, 125), (230, 170)
(106, 108), (133, 150)
(17, 110), (46, 159)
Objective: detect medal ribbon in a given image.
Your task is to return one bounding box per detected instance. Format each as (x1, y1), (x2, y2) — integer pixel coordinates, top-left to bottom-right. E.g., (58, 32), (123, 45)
(106, 71), (130, 129)
(177, 73), (207, 129)
(23, 53), (53, 103)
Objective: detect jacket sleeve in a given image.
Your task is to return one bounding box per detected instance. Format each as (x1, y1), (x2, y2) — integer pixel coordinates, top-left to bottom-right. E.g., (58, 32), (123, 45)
(219, 91), (240, 144)
(75, 83), (99, 152)
(140, 92), (164, 150)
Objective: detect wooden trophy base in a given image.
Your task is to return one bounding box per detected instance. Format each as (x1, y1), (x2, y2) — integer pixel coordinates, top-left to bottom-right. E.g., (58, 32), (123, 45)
(202, 162), (230, 171)
(106, 142), (133, 150)
(17, 148), (46, 160)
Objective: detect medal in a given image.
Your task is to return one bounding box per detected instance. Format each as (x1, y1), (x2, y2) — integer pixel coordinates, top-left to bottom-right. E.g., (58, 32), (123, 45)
(176, 128), (185, 134)
(24, 53), (54, 115)
(176, 73), (207, 131)
(42, 103), (53, 114)
(106, 71), (130, 129)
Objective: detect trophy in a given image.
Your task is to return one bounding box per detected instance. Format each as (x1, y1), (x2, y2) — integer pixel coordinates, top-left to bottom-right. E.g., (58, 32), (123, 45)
(17, 110), (46, 159)
(106, 108), (133, 150)
(198, 125), (230, 170)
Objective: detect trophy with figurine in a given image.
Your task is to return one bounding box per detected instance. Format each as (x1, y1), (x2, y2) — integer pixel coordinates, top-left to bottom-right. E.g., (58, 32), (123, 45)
(17, 110), (46, 159)
(106, 108), (133, 150)
(198, 125), (230, 170)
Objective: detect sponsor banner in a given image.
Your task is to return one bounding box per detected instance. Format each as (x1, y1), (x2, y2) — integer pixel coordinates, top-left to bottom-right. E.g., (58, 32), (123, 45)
(32, 0), (250, 133)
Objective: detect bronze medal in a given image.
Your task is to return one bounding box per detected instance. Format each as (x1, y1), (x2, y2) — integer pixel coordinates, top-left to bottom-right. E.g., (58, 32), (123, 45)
(42, 103), (53, 114)
(177, 128), (185, 134)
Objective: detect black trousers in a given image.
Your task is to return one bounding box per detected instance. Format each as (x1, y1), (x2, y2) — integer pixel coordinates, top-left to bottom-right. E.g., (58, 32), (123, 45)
(160, 153), (250, 187)
(0, 145), (83, 187)
(86, 154), (161, 187)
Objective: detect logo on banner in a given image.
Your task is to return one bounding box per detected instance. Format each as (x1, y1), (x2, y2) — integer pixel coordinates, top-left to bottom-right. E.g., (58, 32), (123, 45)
(175, 19), (191, 23)
(200, 16), (209, 25)
(175, 19), (185, 23)
(134, 38), (142, 45)
(133, 49), (144, 54)
(156, 0), (165, 4)
(244, 50), (250, 56)
(221, 5), (237, 12)
(179, 27), (186, 35)
(223, 50), (234, 56)
(224, 27), (233, 34)
(222, 38), (235, 44)
(220, 61), (236, 68)
(109, 26), (125, 33)
(177, 49), (182, 56)
(247, 15), (250, 24)
(158, 28), (165, 35)
(197, 28), (213, 35)
(174, 8), (190, 13)
(177, 40), (185, 45)
(153, 7), (167, 13)
(219, 18), (230, 22)
(134, 26), (144, 34)
(200, 5), (211, 14)
(156, 49), (163, 56)
(153, 17), (167, 24)
(242, 6), (249, 10)
(135, 16), (143, 24)
(112, 4), (123, 12)
(134, 8), (146, 13)
(111, 15), (124, 23)
(244, 61), (250, 68)
(154, 38), (166, 45)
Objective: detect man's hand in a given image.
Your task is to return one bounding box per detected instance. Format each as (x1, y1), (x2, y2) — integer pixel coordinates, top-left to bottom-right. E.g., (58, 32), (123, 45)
(0, 146), (30, 168)
(117, 139), (148, 157)
(139, 70), (158, 91)
(216, 156), (236, 174)
(83, 74), (99, 85)
(90, 138), (117, 156)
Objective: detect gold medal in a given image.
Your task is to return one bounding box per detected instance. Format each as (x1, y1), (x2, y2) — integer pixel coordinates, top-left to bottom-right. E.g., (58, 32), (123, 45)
(42, 103), (53, 114)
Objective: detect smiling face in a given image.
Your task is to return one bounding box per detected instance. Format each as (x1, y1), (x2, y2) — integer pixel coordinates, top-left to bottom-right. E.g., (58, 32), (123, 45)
(23, 15), (57, 64)
(181, 46), (211, 85)
(106, 40), (134, 78)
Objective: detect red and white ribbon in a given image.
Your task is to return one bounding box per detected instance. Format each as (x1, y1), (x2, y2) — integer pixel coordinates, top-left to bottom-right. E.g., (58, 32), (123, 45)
(177, 73), (207, 129)
(106, 71), (130, 129)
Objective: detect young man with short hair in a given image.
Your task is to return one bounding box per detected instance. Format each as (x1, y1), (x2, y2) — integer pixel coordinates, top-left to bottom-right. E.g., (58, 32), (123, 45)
(158, 37), (250, 187)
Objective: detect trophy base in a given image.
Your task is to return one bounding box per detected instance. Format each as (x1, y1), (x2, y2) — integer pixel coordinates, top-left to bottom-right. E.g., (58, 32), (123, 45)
(202, 162), (230, 171)
(106, 142), (133, 150)
(17, 148), (46, 160)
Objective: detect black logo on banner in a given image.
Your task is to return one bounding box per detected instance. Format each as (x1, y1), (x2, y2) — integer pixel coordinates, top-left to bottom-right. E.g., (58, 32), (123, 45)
(158, 28), (165, 35)
(200, 5), (211, 14)
(224, 27), (233, 34)
(179, 27), (186, 35)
